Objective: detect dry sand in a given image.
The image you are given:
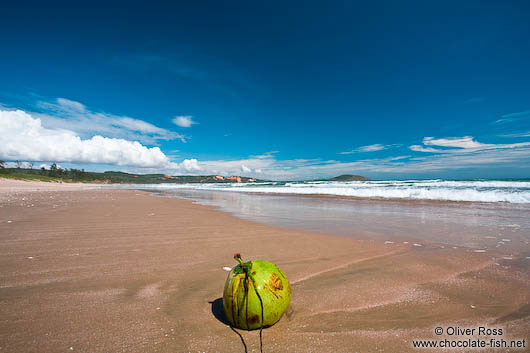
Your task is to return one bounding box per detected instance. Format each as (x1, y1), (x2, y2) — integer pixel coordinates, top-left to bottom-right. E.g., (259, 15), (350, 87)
(0, 180), (529, 352)
(0, 178), (102, 193)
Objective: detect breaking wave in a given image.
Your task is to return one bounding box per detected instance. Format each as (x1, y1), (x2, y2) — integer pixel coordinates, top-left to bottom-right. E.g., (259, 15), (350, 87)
(130, 180), (530, 203)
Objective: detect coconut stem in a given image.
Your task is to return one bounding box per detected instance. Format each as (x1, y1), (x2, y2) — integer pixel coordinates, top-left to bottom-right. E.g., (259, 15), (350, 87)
(233, 253), (264, 353)
(234, 253), (247, 271)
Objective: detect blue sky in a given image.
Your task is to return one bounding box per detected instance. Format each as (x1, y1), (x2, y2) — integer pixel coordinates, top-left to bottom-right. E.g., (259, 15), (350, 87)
(1, 1), (530, 180)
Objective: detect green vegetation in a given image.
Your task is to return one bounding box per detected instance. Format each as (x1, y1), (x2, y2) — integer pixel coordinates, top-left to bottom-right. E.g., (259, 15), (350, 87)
(0, 163), (370, 184)
(0, 165), (265, 184)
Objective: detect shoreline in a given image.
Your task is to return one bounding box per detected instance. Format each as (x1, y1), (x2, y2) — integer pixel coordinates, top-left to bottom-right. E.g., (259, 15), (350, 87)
(1, 181), (529, 352)
(4, 177), (530, 206)
(4, 179), (520, 256)
(117, 184), (530, 205)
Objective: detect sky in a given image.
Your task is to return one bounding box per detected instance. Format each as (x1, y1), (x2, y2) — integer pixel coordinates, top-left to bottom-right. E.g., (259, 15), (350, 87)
(1, 1), (530, 180)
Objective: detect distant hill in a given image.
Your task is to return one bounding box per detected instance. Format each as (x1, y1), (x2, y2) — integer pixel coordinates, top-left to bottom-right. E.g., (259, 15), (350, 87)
(314, 174), (370, 182)
(0, 167), (266, 184)
(0, 167), (369, 184)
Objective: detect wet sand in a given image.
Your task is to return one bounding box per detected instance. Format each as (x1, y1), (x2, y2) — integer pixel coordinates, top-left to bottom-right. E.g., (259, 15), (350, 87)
(1, 180), (529, 352)
(154, 188), (530, 254)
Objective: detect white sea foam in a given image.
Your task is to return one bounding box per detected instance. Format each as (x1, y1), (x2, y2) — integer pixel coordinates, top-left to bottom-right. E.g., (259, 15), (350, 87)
(127, 180), (530, 203)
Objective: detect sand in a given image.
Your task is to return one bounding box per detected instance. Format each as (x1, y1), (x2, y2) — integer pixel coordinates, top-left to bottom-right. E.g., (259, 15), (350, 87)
(0, 180), (529, 352)
(0, 178), (102, 193)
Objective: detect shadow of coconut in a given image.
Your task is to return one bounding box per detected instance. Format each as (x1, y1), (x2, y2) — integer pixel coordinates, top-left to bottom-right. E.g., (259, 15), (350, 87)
(209, 297), (231, 325)
(209, 297), (249, 353)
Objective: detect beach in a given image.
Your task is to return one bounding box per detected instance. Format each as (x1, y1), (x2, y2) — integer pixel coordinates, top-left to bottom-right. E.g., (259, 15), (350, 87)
(1, 180), (529, 352)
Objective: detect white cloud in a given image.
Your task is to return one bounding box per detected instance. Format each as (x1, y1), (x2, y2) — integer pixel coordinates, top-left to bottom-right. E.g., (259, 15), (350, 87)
(34, 97), (186, 144)
(494, 118), (515, 124)
(409, 145), (449, 153)
(56, 98), (86, 112)
(241, 165), (251, 173)
(0, 109), (172, 168)
(115, 117), (169, 135)
(196, 156), (277, 177)
(172, 116), (196, 128)
(388, 155), (410, 161)
(411, 136), (530, 154)
(340, 144), (398, 154)
(423, 136), (490, 149)
(358, 144), (387, 152)
(4, 98), (530, 180)
(38, 141), (528, 180)
(180, 158), (200, 171)
(250, 151), (280, 159)
(166, 139), (530, 180)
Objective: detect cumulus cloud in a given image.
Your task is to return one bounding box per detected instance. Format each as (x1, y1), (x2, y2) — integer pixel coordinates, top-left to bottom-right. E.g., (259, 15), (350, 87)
(172, 116), (196, 128)
(0, 109), (172, 167)
(180, 158), (200, 171)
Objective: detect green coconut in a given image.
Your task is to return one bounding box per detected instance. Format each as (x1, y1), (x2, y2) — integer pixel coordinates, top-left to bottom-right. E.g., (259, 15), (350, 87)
(223, 254), (291, 330)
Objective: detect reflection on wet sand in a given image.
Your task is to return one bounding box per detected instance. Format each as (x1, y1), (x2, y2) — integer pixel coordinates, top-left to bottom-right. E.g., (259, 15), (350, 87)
(163, 189), (530, 254)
